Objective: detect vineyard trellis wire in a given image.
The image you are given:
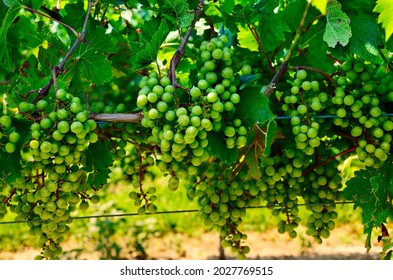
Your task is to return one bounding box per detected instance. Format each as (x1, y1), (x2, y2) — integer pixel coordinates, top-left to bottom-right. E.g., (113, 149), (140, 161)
(0, 201), (355, 226)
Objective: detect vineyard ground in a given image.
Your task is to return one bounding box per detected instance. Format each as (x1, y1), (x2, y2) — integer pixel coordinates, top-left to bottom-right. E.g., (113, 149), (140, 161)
(0, 225), (382, 260)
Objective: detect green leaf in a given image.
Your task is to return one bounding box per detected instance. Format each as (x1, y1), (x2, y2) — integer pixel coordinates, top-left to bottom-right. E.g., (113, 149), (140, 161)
(222, 0), (235, 14)
(0, 149), (22, 184)
(237, 25), (259, 52)
(341, 0), (378, 14)
(233, 85), (276, 179)
(263, 118), (277, 157)
(75, 26), (116, 85)
(85, 140), (114, 189)
(130, 19), (170, 70)
(283, 0), (305, 30)
(62, 1), (86, 32)
(374, 0), (393, 41)
(344, 163), (393, 251)
(164, 0), (193, 28)
(348, 13), (382, 63)
(0, 4), (20, 72)
(323, 0), (352, 47)
(254, 0), (290, 52)
(294, 18), (336, 72)
(0, 118), (31, 185)
(206, 132), (238, 165)
(235, 85), (275, 128)
(234, 119), (277, 180)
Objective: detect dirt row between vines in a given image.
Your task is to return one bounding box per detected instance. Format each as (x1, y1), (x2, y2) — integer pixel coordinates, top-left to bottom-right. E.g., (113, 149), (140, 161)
(0, 224), (383, 260)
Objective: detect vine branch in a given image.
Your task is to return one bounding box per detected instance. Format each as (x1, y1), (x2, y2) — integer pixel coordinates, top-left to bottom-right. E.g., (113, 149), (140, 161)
(264, 0), (312, 97)
(168, 0), (205, 94)
(91, 112), (143, 123)
(27, 0), (98, 103)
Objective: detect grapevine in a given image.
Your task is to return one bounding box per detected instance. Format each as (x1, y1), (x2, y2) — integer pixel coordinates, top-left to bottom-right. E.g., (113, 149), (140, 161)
(1, 0), (393, 260)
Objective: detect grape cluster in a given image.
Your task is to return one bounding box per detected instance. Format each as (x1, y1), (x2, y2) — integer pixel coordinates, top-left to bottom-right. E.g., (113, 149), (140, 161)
(131, 34), (255, 257)
(189, 163), (255, 259)
(332, 57), (393, 168)
(0, 104), (22, 154)
(258, 151), (309, 239)
(194, 35), (249, 149)
(302, 161), (342, 243)
(268, 56), (393, 244)
(280, 69), (330, 154)
(136, 35), (249, 164)
(2, 90), (101, 259)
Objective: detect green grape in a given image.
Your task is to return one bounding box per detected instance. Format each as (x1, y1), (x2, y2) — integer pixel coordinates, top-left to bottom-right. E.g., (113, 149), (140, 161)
(221, 67), (233, 79)
(177, 115), (190, 127)
(190, 87), (202, 99)
(79, 200), (89, 211)
(168, 175), (179, 191)
(18, 101), (30, 113)
(40, 118), (52, 129)
(8, 131), (20, 143)
(301, 81), (312, 91)
(297, 69), (307, 80)
(56, 89), (67, 100)
(297, 104), (307, 115)
(5, 142), (16, 153)
(70, 122), (84, 134)
(351, 126), (363, 137)
(241, 65), (252, 75)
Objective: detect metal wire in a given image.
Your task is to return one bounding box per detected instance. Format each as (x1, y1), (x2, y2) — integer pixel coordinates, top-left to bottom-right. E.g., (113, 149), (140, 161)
(0, 201), (354, 226)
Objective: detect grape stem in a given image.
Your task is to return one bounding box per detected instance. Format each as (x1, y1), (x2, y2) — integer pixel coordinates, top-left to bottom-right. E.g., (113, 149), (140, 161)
(264, 0), (312, 97)
(168, 0), (205, 100)
(26, 0), (99, 103)
(303, 146), (358, 176)
(22, 6), (79, 37)
(3, 187), (16, 205)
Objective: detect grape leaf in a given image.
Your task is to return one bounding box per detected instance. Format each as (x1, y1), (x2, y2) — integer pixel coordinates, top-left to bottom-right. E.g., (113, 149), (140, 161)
(163, 0), (193, 28)
(233, 119), (277, 181)
(263, 118), (277, 157)
(291, 18), (336, 73)
(222, 0), (235, 14)
(235, 85), (274, 129)
(254, 0), (290, 52)
(348, 13), (382, 63)
(75, 26), (116, 85)
(206, 132), (239, 165)
(237, 25), (259, 52)
(62, 1), (86, 32)
(343, 163), (393, 251)
(323, 0), (352, 47)
(0, 118), (31, 185)
(341, 0), (379, 14)
(0, 4), (20, 72)
(283, 0), (319, 32)
(84, 140), (114, 189)
(130, 19), (170, 70)
(373, 0), (393, 41)
(0, 149), (22, 184)
(234, 85), (276, 179)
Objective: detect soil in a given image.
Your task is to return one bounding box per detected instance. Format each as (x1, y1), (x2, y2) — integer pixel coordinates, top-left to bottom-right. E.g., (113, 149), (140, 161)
(0, 224), (383, 260)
